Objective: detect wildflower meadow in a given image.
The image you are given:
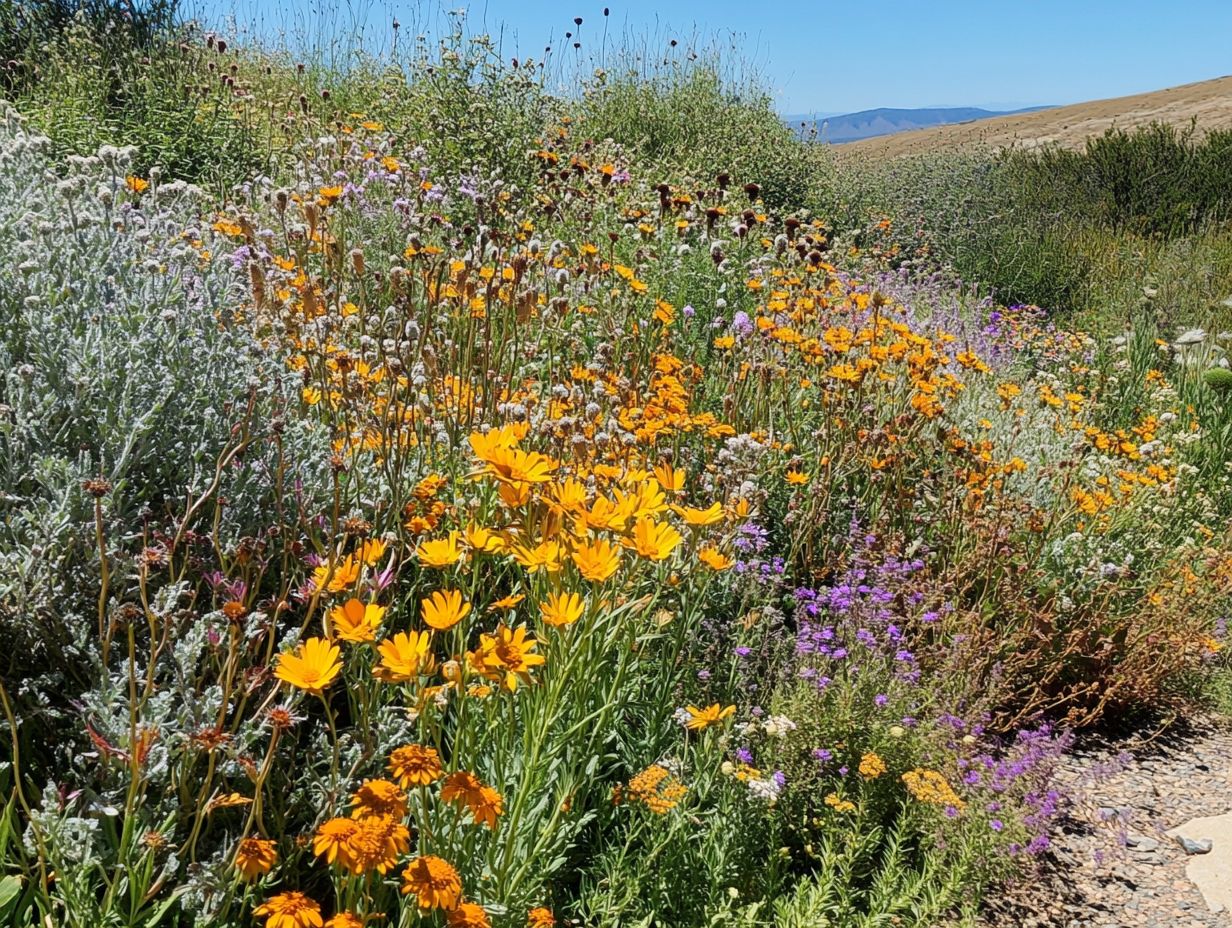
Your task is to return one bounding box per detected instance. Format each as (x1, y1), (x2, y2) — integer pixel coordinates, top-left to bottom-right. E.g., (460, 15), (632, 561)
(2, 4), (1232, 927)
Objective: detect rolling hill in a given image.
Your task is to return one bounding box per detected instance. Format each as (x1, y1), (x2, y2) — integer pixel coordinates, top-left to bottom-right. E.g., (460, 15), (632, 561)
(783, 106), (1050, 143)
(840, 75), (1232, 158)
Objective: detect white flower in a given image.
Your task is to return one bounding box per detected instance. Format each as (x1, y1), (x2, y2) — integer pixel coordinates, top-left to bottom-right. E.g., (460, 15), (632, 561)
(762, 715), (797, 738)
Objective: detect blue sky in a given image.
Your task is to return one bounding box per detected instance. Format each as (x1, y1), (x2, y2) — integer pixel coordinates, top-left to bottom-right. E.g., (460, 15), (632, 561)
(189, 0), (1232, 114)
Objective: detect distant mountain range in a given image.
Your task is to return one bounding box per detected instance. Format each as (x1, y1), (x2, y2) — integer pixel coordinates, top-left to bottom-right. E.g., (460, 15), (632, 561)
(781, 106), (1054, 143)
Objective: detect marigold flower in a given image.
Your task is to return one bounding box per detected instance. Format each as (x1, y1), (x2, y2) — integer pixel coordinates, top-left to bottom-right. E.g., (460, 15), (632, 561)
(327, 599), (385, 643)
(375, 630), (435, 682)
(401, 855), (463, 910)
(527, 908), (555, 928)
(421, 589), (471, 631)
(275, 637), (342, 695)
(684, 703), (736, 731)
(325, 914), (364, 928)
(447, 902), (492, 928)
(539, 591), (584, 627)
(253, 890), (323, 928)
(388, 743), (444, 787)
(351, 778), (408, 818)
(571, 538), (621, 582)
(313, 817), (359, 867)
(343, 813), (410, 874)
(233, 837), (277, 880)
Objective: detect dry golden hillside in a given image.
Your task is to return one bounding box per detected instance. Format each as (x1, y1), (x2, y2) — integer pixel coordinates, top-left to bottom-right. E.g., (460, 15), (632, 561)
(842, 75), (1232, 158)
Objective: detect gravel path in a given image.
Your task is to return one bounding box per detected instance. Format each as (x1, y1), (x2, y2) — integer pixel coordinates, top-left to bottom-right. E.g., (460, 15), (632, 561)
(981, 719), (1232, 927)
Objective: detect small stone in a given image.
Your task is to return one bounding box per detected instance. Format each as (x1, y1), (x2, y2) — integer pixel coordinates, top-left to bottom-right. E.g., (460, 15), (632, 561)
(1126, 834), (1160, 851)
(1174, 835), (1213, 855)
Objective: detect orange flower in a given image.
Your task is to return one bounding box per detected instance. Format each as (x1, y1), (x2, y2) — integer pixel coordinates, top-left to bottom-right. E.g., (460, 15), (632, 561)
(313, 817), (359, 867)
(785, 469), (810, 485)
(343, 814), (410, 874)
(697, 547), (733, 571)
(325, 914), (364, 928)
(401, 855), (463, 910)
(375, 631), (435, 682)
(684, 703), (736, 731)
(571, 538), (621, 582)
(539, 591), (584, 627)
(357, 538), (388, 566)
(469, 624), (545, 691)
(351, 779), (408, 818)
(442, 771), (504, 828)
(312, 554), (360, 593)
(421, 589), (471, 631)
(233, 837), (277, 880)
(327, 599), (385, 643)
(512, 540), (562, 573)
(274, 638), (342, 695)
(254, 891), (323, 928)
(447, 902), (492, 928)
(527, 908), (556, 928)
(388, 743), (444, 787)
(670, 502), (724, 526)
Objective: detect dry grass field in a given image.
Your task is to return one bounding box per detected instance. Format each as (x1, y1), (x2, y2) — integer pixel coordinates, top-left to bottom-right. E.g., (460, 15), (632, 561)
(843, 74), (1232, 157)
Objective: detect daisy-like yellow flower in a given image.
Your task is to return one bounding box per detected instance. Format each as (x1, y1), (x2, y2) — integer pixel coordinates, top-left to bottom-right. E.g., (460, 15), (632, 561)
(539, 591), (584, 627)
(312, 554), (361, 594)
(125, 175), (149, 193)
(351, 778), (408, 819)
(253, 891), (323, 928)
(463, 523), (504, 553)
(489, 592), (526, 612)
(388, 743), (444, 787)
(684, 703), (736, 731)
(233, 837), (277, 880)
(401, 855), (463, 910)
(421, 589), (471, 631)
(275, 638), (342, 695)
(528, 907), (556, 928)
(325, 914), (364, 928)
(375, 630), (435, 682)
(356, 538), (388, 566)
(327, 599), (386, 643)
(447, 902), (492, 928)
(479, 446), (558, 485)
(571, 538), (621, 582)
(670, 502), (724, 526)
(512, 540), (561, 573)
(417, 532), (464, 568)
(785, 468), (811, 485)
(469, 624), (545, 691)
(628, 518), (682, 561)
(697, 547), (733, 571)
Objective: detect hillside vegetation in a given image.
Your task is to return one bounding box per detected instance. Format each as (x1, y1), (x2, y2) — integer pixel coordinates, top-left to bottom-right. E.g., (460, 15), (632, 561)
(0, 4), (1231, 928)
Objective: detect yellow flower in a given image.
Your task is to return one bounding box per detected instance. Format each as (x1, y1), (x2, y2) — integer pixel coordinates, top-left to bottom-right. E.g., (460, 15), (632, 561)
(478, 446), (558, 485)
(901, 768), (965, 809)
(343, 814), (410, 874)
(571, 538), (621, 582)
(125, 175), (149, 193)
(421, 589), (471, 631)
(528, 908), (556, 928)
(254, 891), (323, 928)
(233, 837), (277, 880)
(824, 792), (855, 813)
(464, 523), (504, 553)
(418, 532), (464, 568)
(351, 778), (408, 819)
(312, 554), (361, 593)
(489, 592), (526, 611)
(274, 638), (342, 695)
(447, 902), (492, 928)
(539, 591), (584, 627)
(670, 502), (724, 526)
(401, 855), (463, 910)
(388, 743), (444, 787)
(512, 540), (562, 573)
(628, 518), (682, 561)
(684, 703), (736, 731)
(858, 752), (887, 779)
(697, 547), (733, 571)
(325, 914), (364, 928)
(375, 631), (435, 682)
(469, 624), (545, 691)
(327, 599), (385, 643)
(785, 469), (810, 485)
(356, 538), (388, 566)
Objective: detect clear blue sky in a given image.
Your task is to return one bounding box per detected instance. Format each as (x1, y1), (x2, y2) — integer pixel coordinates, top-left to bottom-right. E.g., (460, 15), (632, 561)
(189, 0), (1232, 114)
